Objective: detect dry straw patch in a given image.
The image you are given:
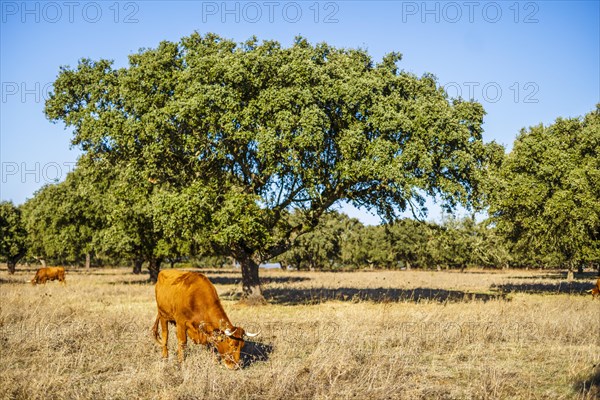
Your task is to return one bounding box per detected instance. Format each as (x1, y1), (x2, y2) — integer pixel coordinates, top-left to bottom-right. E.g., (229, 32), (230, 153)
(1, 267), (599, 399)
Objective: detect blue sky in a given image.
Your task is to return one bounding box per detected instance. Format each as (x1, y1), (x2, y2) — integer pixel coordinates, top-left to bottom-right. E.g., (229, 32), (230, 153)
(1, 0), (598, 224)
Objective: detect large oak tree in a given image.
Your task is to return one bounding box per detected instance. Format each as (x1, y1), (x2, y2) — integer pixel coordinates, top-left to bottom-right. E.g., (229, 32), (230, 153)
(45, 33), (494, 301)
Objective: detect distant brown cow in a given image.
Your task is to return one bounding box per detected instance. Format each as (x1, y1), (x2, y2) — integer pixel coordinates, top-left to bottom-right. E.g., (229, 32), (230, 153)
(587, 278), (600, 299)
(31, 267), (66, 285)
(152, 270), (259, 369)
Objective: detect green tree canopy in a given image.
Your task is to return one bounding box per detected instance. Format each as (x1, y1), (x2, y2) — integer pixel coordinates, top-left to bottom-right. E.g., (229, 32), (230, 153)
(0, 201), (28, 274)
(489, 105), (600, 269)
(276, 210), (348, 270)
(277, 211), (510, 271)
(21, 169), (104, 267)
(45, 33), (496, 300)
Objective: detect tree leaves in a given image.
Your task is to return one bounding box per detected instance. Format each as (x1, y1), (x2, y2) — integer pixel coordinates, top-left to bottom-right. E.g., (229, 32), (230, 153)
(489, 105), (600, 267)
(0, 201), (27, 264)
(43, 33), (494, 274)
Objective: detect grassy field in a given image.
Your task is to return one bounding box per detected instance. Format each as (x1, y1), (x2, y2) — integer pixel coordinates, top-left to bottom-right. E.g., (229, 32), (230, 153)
(0, 266), (599, 399)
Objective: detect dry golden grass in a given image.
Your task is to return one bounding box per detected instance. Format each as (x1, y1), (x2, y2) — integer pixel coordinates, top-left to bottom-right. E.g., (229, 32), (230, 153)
(1, 266), (599, 399)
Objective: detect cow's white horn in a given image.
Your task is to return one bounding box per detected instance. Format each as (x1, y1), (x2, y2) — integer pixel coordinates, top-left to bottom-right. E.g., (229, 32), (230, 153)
(224, 328), (236, 336)
(245, 331), (260, 338)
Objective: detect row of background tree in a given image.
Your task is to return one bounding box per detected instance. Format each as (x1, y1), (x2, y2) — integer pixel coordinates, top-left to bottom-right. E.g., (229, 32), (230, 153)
(0, 205), (508, 272)
(2, 200), (598, 274)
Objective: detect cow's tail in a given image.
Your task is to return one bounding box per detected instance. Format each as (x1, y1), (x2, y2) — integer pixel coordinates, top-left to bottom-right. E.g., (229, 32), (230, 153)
(152, 315), (162, 345)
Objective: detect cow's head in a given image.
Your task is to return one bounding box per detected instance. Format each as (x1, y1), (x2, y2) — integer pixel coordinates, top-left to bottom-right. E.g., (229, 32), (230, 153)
(209, 327), (259, 370)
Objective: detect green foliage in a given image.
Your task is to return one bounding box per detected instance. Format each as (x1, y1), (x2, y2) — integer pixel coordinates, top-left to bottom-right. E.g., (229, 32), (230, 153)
(44, 33), (492, 277)
(0, 201), (28, 268)
(99, 165), (165, 264)
(276, 210), (509, 270)
(384, 218), (438, 269)
(434, 216), (510, 269)
(278, 211), (354, 270)
(489, 106), (600, 268)
(21, 169), (104, 265)
(29, 32), (595, 278)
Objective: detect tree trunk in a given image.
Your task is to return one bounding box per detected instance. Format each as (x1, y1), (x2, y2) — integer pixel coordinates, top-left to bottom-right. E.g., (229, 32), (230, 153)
(148, 258), (162, 283)
(132, 258), (143, 274)
(566, 268), (574, 282)
(566, 259), (576, 281)
(85, 253), (91, 269)
(7, 260), (16, 274)
(239, 254), (266, 304)
(577, 264), (583, 275)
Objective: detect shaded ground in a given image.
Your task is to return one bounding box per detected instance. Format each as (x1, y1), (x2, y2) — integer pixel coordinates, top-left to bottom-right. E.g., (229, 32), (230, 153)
(573, 365), (600, 398)
(240, 341), (274, 368)
(207, 275), (310, 286)
(507, 271), (600, 281)
(494, 281), (597, 295)
(261, 286), (506, 305)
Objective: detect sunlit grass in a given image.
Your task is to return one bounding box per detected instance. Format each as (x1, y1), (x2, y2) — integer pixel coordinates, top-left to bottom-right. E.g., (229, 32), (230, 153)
(1, 266), (598, 399)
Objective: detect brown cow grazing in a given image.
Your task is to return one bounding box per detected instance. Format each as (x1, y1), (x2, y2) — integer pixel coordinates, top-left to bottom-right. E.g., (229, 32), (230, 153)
(153, 270), (259, 369)
(30, 267), (66, 285)
(587, 278), (600, 299)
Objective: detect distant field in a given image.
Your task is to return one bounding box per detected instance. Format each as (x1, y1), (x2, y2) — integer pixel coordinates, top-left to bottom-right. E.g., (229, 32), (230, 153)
(1, 266), (598, 399)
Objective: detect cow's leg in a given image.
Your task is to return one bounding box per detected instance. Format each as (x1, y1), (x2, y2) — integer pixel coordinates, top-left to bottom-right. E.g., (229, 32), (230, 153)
(160, 318), (169, 358)
(176, 322), (188, 362)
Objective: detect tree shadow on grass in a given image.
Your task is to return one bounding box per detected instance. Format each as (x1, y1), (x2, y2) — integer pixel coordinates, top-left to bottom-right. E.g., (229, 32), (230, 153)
(108, 273), (310, 286)
(263, 287), (506, 305)
(494, 281), (596, 295)
(572, 365), (600, 398)
(110, 279), (154, 285)
(207, 275), (310, 286)
(240, 341), (273, 369)
(505, 274), (564, 280)
(507, 271), (600, 281)
(0, 277), (29, 285)
(192, 268), (243, 275)
(0, 275), (66, 285)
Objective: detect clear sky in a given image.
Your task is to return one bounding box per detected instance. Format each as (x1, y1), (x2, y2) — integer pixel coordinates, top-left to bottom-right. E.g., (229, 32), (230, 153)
(1, 0), (598, 224)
